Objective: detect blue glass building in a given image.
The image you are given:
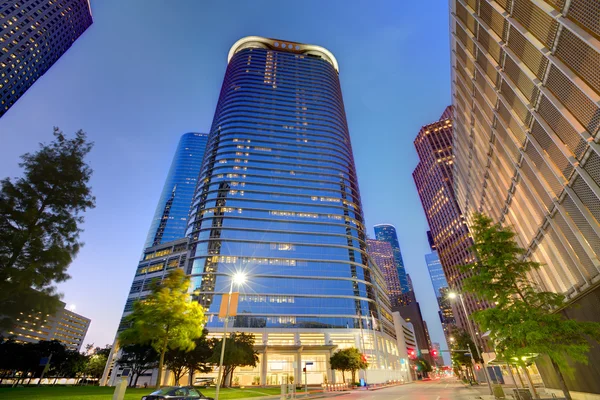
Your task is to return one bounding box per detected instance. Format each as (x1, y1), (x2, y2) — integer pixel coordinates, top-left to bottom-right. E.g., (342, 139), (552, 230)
(144, 133), (208, 248)
(373, 224), (410, 293)
(425, 251), (446, 300)
(186, 36), (404, 385)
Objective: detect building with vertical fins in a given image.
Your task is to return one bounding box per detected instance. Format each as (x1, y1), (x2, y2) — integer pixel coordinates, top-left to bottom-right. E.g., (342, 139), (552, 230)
(450, 0), (600, 394)
(412, 108), (488, 339)
(367, 239), (403, 308)
(144, 133), (208, 249)
(374, 224), (410, 293)
(0, 0), (93, 117)
(185, 36), (404, 386)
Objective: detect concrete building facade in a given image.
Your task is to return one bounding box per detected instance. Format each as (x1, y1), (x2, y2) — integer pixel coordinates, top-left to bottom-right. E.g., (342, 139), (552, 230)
(450, 0), (600, 395)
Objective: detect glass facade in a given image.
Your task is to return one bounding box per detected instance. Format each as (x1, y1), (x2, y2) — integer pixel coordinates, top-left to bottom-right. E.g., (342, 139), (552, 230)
(425, 251), (446, 300)
(373, 224), (410, 293)
(0, 0), (92, 117)
(367, 239), (402, 308)
(187, 36), (395, 339)
(144, 133), (208, 248)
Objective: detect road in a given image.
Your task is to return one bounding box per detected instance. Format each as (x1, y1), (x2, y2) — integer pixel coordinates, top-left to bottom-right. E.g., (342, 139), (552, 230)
(340, 378), (485, 400)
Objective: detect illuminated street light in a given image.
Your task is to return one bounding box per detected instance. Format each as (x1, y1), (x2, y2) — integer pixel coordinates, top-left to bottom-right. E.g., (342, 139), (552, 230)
(447, 291), (493, 395)
(215, 272), (247, 400)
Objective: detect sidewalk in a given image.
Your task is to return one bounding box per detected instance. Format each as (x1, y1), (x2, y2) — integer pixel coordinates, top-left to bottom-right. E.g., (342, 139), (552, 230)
(241, 389), (350, 400)
(465, 383), (566, 400)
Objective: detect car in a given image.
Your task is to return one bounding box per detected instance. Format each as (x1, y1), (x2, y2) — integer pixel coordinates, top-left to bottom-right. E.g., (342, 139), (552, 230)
(194, 377), (215, 388)
(141, 386), (214, 400)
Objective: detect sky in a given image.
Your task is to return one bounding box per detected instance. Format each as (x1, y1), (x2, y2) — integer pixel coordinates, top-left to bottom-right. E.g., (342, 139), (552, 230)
(0, 0), (452, 361)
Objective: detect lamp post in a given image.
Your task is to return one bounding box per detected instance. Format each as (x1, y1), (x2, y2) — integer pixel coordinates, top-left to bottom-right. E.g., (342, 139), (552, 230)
(215, 272), (246, 400)
(448, 292), (493, 395)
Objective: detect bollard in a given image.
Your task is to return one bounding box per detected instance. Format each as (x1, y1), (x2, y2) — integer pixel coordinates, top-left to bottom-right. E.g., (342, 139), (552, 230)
(112, 377), (127, 400)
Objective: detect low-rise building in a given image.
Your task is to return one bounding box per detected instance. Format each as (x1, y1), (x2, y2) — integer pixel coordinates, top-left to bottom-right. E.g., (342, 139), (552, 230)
(4, 301), (90, 351)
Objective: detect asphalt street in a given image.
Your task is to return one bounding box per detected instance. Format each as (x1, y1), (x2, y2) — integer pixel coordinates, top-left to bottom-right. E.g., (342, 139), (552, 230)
(339, 378), (485, 400)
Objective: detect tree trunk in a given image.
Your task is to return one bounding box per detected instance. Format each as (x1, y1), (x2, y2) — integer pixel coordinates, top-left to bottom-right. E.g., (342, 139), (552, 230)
(550, 358), (572, 400)
(188, 368), (194, 386)
(132, 372), (140, 388)
(156, 349), (166, 388)
(351, 370), (356, 384)
(521, 365), (539, 399)
(341, 370), (345, 384)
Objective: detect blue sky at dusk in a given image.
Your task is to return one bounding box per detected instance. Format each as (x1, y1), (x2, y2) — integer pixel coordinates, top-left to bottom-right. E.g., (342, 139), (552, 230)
(0, 0), (452, 359)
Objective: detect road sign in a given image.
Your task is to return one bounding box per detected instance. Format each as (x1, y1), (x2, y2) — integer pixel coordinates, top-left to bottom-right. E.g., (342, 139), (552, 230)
(305, 362), (313, 366)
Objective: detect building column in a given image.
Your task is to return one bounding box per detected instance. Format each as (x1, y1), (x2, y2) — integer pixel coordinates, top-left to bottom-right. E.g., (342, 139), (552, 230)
(326, 348), (334, 384)
(296, 350), (303, 385)
(260, 351), (268, 387)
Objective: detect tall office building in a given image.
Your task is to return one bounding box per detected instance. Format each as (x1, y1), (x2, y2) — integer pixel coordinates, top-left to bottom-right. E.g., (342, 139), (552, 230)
(450, 0), (600, 394)
(425, 251), (446, 300)
(186, 36), (403, 386)
(0, 0), (92, 117)
(144, 132), (208, 249)
(104, 133), (207, 385)
(425, 250), (455, 341)
(413, 108), (487, 335)
(367, 239), (403, 307)
(394, 290), (436, 366)
(406, 273), (414, 292)
(374, 224), (410, 293)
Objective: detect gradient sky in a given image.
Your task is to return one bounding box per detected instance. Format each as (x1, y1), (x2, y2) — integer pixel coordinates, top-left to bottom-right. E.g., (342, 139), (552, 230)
(0, 0), (452, 361)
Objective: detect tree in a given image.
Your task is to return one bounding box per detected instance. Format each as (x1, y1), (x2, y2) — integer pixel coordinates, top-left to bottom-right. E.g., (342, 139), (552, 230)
(329, 348), (367, 383)
(330, 350), (350, 383)
(345, 348), (368, 383)
(117, 344), (158, 387)
(184, 332), (213, 386)
(461, 213), (600, 400)
(0, 128), (95, 330)
(449, 328), (482, 383)
(119, 269), (206, 388)
(84, 353), (108, 382)
(415, 357), (433, 378)
(165, 348), (189, 386)
(209, 332), (258, 388)
(54, 350), (87, 383)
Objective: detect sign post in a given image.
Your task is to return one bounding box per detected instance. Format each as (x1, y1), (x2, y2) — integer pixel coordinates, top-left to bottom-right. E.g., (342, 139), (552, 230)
(304, 362), (313, 393)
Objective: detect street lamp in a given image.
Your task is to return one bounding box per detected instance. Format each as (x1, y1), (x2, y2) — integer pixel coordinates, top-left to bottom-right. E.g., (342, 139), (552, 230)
(215, 272), (247, 400)
(448, 291), (493, 395)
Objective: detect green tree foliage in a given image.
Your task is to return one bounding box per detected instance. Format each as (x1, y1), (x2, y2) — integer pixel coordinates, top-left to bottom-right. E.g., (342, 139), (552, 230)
(0, 129), (95, 330)
(209, 332), (258, 388)
(461, 213), (600, 400)
(329, 350), (349, 383)
(0, 338), (88, 384)
(119, 269), (205, 388)
(329, 348), (367, 383)
(164, 332), (213, 386)
(164, 347), (188, 386)
(117, 344), (158, 387)
(415, 357), (433, 378)
(184, 332), (213, 386)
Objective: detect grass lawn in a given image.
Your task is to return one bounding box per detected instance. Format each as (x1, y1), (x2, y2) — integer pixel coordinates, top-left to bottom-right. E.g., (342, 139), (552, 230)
(0, 386), (282, 399)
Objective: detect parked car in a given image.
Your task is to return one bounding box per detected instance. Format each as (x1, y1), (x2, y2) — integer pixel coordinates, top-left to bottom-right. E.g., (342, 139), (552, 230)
(141, 386), (214, 400)
(194, 377), (215, 388)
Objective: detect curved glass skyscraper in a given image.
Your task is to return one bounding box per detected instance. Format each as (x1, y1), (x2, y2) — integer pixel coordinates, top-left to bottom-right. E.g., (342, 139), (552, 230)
(187, 36), (405, 385)
(145, 132), (208, 248)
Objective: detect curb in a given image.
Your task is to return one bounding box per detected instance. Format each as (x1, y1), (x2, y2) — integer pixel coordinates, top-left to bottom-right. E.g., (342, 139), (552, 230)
(240, 391), (350, 400)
